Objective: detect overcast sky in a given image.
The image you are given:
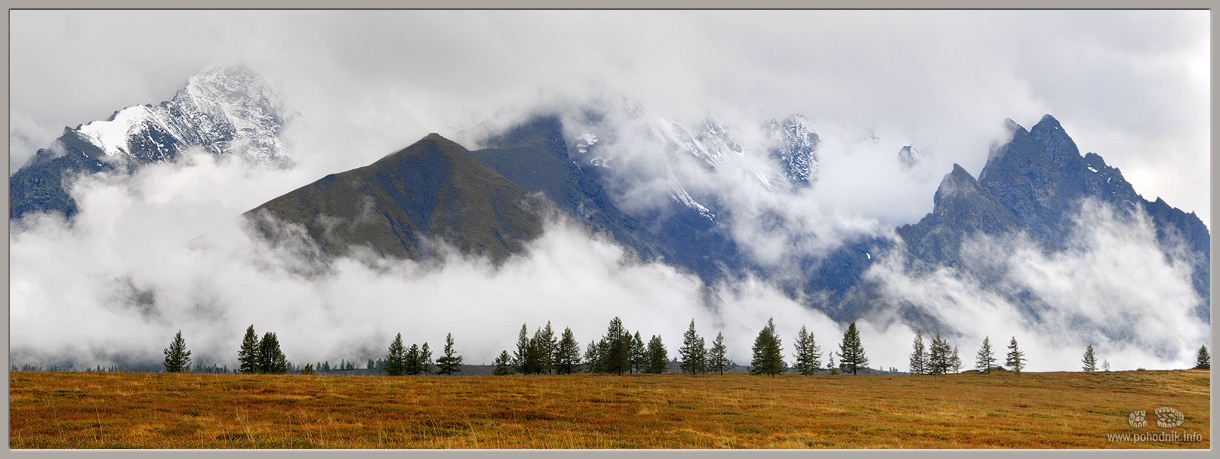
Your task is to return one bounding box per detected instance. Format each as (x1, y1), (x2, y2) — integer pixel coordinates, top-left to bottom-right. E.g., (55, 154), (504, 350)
(6, 10), (1211, 371)
(9, 10), (1210, 224)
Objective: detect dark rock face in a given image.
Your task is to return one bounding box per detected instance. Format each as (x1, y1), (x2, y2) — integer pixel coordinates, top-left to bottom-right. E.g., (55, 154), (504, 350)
(476, 115), (746, 284)
(897, 164), (1021, 269)
(8, 130), (113, 220)
(247, 134), (548, 264)
(472, 116), (668, 266)
(763, 114), (820, 186)
(901, 115), (1210, 319)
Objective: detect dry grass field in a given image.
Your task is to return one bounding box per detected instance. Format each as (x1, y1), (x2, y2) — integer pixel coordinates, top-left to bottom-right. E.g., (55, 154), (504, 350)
(8, 369), (1209, 449)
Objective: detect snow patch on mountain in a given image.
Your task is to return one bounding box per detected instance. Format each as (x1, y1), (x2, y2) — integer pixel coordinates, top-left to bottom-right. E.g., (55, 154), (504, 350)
(763, 114), (820, 185)
(65, 64), (291, 169)
(77, 106), (152, 156)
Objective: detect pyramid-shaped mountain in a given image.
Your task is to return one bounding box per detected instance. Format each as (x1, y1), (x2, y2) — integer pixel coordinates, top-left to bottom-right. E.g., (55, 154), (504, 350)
(247, 134), (550, 263)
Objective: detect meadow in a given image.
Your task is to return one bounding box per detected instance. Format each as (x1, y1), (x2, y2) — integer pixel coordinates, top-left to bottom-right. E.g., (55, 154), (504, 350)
(8, 369), (1209, 449)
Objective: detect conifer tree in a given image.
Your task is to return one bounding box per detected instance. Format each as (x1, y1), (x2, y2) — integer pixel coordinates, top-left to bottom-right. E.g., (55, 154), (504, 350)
(493, 350), (514, 375)
(385, 333), (408, 376)
(599, 317), (631, 375)
(1082, 344), (1097, 373)
(405, 344), (421, 375)
(679, 320), (707, 375)
(927, 333), (951, 376)
(950, 344), (962, 373)
(300, 363), (315, 375)
(238, 325), (261, 374)
(524, 329), (544, 375)
(1005, 336), (1025, 375)
(163, 330), (192, 373)
(419, 342), (433, 375)
(628, 332), (646, 374)
(513, 324), (530, 374)
(750, 318), (785, 377)
(838, 322), (868, 375)
(708, 332), (730, 375)
(793, 325), (823, 375)
(257, 332), (287, 374)
(975, 336), (995, 373)
(554, 327), (582, 375)
(1195, 345), (1211, 370)
(436, 333), (462, 376)
(584, 340), (602, 373)
(537, 322), (557, 374)
(645, 335), (668, 374)
(909, 329), (927, 375)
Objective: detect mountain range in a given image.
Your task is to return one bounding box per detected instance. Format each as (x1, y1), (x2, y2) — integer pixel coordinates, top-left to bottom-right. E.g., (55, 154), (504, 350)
(10, 67), (1210, 333)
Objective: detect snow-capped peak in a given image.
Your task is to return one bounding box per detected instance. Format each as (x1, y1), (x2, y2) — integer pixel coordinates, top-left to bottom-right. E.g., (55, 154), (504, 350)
(67, 64), (291, 168)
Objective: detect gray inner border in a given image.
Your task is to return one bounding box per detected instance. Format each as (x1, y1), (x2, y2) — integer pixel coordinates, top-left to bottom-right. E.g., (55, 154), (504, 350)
(0, 1), (1213, 458)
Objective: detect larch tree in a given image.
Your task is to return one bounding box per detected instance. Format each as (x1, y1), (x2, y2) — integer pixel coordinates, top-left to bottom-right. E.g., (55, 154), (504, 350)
(238, 325), (261, 374)
(1005, 336), (1025, 375)
(537, 322), (557, 374)
(405, 344), (422, 375)
(492, 350), (514, 375)
(1082, 344), (1097, 373)
(524, 328), (545, 375)
(708, 332), (730, 375)
(909, 329), (928, 375)
(513, 324), (530, 374)
(257, 332), (287, 374)
(927, 334), (951, 376)
(950, 344), (962, 374)
(975, 337), (995, 373)
(679, 320), (707, 376)
(419, 342), (434, 375)
(163, 330), (192, 373)
(599, 317), (632, 375)
(385, 333), (408, 376)
(630, 332), (647, 374)
(793, 325), (823, 375)
(837, 322), (868, 375)
(584, 340), (602, 374)
(554, 327), (582, 375)
(1195, 345), (1211, 370)
(645, 335), (669, 374)
(749, 318), (785, 377)
(436, 333), (463, 376)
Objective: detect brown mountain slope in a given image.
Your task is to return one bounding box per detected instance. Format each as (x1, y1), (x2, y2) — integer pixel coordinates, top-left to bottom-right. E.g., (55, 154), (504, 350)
(246, 133), (548, 263)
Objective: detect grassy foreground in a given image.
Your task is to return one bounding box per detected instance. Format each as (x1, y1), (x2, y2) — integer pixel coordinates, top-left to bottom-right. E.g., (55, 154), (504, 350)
(8, 369), (1209, 449)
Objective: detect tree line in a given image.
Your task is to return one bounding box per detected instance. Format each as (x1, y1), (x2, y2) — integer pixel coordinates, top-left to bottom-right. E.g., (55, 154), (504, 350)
(154, 322), (1214, 376)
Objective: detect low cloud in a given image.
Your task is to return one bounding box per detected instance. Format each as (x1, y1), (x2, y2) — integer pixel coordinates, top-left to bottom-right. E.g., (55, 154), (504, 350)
(867, 199), (1208, 372)
(9, 150), (1205, 372)
(9, 150), (866, 369)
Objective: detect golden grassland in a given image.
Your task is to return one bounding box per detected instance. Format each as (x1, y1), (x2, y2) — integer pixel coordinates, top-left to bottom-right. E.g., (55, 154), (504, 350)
(8, 369), (1209, 449)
